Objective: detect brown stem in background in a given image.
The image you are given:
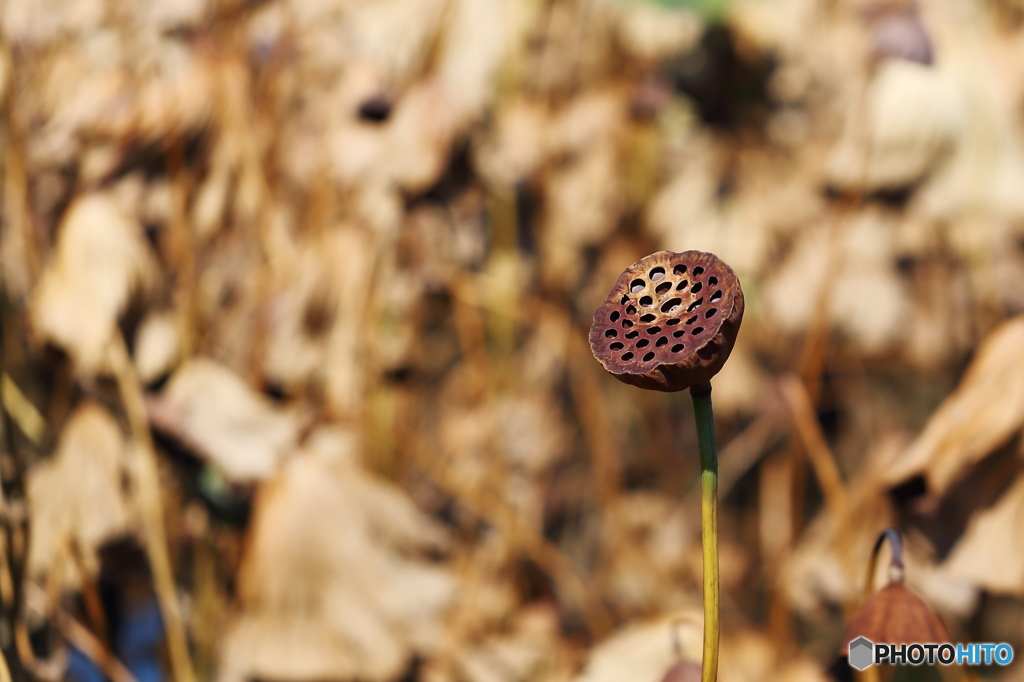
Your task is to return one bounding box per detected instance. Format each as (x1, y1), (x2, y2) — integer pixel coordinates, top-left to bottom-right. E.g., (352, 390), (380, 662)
(779, 376), (848, 519)
(568, 346), (622, 511)
(107, 335), (197, 682)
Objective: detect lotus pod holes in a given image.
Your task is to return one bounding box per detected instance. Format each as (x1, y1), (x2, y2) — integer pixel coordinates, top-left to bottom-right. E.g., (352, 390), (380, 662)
(589, 250), (744, 392)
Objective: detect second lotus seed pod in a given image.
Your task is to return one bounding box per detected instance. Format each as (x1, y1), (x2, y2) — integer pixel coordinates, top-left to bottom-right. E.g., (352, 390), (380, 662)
(589, 250), (744, 392)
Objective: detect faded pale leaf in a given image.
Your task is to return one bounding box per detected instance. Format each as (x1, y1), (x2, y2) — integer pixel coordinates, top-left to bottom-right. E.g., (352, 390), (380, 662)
(827, 60), (965, 192)
(615, 3), (701, 62)
(945, 474), (1024, 595)
(27, 402), (132, 585)
(133, 312), (180, 384)
(219, 428), (453, 682)
(572, 614), (828, 682)
(572, 611), (702, 682)
(449, 607), (574, 682)
(30, 193), (157, 374)
(146, 359), (299, 482)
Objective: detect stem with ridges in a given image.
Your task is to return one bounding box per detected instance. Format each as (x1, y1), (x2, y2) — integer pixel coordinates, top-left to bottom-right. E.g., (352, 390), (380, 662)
(690, 382), (719, 682)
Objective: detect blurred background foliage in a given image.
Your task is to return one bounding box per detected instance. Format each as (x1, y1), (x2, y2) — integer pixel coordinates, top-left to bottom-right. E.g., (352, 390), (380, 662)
(2, 0), (1024, 680)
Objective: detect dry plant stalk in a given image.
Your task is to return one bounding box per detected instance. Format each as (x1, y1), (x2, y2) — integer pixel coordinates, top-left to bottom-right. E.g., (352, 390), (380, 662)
(779, 375), (848, 518)
(107, 335), (197, 682)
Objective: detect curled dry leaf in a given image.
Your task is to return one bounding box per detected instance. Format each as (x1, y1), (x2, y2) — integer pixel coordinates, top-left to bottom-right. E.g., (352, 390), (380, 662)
(219, 428), (453, 682)
(827, 60), (965, 193)
(30, 193), (158, 374)
(146, 359), (300, 483)
(884, 316), (1024, 496)
(27, 402), (133, 586)
(944, 472), (1024, 595)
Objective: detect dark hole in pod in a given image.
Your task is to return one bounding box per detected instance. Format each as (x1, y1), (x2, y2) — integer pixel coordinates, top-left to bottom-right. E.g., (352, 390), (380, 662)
(635, 339), (650, 349)
(649, 267), (666, 281)
(693, 267), (704, 275)
(621, 295), (630, 305)
(622, 319), (633, 328)
(656, 282), (672, 295)
(705, 308), (718, 319)
(630, 279), (646, 293)
(691, 282), (703, 294)
(610, 342), (624, 350)
(640, 313), (656, 323)
(673, 264), (687, 275)
(693, 326), (705, 335)
(709, 276), (718, 286)
(646, 326), (662, 335)
(656, 336), (668, 347)
(676, 280), (688, 291)
(666, 318), (681, 326)
(639, 296), (654, 308)
(621, 352), (634, 361)
(673, 329), (686, 338)
(672, 344), (685, 353)
(626, 330), (640, 339)
(610, 311), (620, 322)
(688, 298), (704, 312)
(605, 329), (618, 338)
(627, 305), (637, 315)
(710, 289), (723, 303)
(642, 352), (655, 362)
(661, 298), (682, 314)
(686, 315), (698, 325)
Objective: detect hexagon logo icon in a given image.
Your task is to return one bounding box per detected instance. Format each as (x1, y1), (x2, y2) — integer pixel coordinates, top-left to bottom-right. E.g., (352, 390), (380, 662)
(849, 636), (875, 671)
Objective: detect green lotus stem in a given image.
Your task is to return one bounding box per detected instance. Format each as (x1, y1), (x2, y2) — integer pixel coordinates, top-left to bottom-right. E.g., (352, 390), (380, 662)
(691, 382), (720, 682)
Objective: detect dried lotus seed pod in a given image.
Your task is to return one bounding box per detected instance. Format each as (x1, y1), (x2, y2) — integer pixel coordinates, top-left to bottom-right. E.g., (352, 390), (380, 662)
(589, 250), (744, 392)
(843, 583), (950, 653)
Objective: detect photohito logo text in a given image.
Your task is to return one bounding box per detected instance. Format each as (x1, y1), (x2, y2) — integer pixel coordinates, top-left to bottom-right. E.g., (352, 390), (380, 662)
(848, 637), (1014, 670)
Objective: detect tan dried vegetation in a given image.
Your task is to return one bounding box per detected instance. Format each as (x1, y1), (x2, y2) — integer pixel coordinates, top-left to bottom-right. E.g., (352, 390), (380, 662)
(2, 0), (1024, 680)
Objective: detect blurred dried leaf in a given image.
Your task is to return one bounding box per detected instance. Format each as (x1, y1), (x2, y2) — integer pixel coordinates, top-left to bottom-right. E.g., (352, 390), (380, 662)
(133, 312), (181, 385)
(219, 428), (453, 682)
(615, 3), (701, 62)
(572, 613), (828, 682)
(146, 359), (300, 482)
(571, 611), (702, 682)
(27, 402), (133, 585)
(445, 606), (575, 682)
(29, 193), (158, 374)
(945, 472), (1024, 595)
(827, 60), (965, 192)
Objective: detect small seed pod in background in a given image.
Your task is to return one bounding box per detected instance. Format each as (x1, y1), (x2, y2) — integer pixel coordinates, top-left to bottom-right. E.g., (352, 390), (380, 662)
(659, 620), (702, 682)
(589, 250), (744, 392)
(864, 1), (933, 66)
(843, 528), (949, 656)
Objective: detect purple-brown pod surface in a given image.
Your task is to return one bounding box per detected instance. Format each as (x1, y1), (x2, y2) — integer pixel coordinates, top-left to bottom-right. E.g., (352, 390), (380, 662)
(589, 250), (744, 392)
